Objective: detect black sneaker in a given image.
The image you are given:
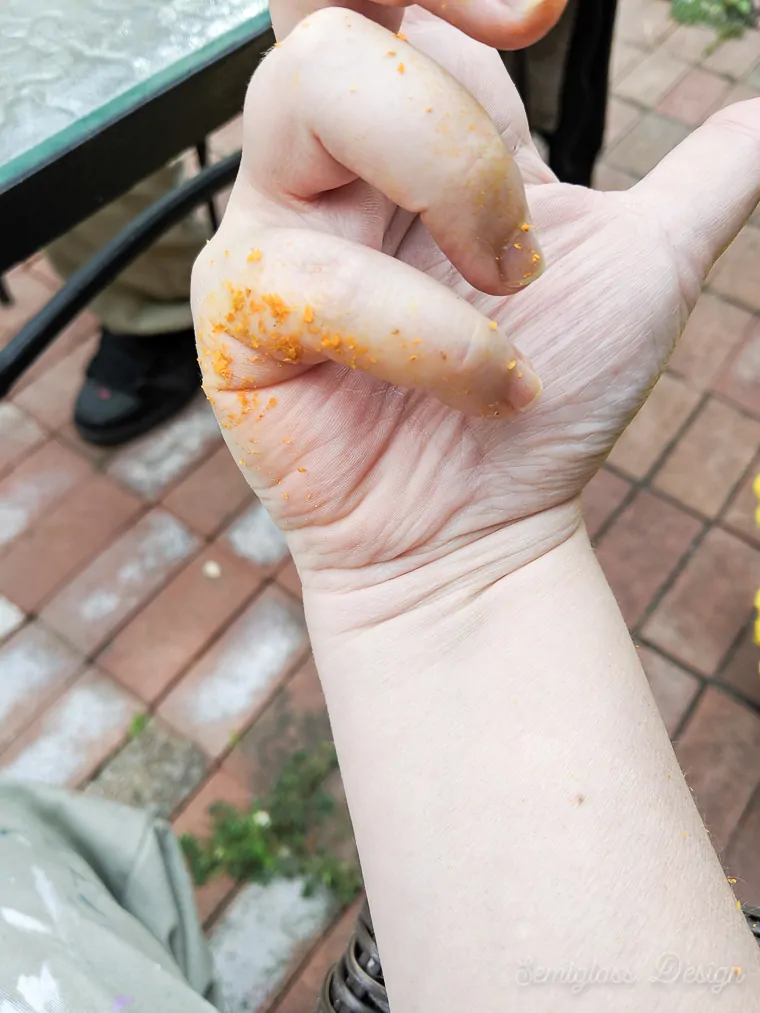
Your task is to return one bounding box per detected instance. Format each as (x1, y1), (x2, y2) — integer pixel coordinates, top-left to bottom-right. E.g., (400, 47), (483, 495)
(74, 327), (200, 446)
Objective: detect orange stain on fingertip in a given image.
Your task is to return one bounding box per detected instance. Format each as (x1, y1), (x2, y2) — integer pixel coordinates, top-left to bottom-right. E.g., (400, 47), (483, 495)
(302, 305), (314, 324)
(489, 321), (497, 331)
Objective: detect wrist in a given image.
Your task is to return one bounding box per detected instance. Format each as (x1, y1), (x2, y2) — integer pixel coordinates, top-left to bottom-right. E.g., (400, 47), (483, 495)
(300, 497), (584, 638)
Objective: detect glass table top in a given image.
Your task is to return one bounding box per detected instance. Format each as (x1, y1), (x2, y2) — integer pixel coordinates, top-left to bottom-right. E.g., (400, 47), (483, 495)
(0, 0), (270, 187)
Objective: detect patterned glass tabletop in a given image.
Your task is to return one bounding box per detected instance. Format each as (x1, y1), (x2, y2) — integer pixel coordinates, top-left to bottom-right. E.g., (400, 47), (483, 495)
(0, 0), (269, 184)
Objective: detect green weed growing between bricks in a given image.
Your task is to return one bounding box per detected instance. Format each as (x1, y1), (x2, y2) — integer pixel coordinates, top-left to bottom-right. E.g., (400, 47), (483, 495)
(180, 742), (362, 907)
(672, 0), (756, 38)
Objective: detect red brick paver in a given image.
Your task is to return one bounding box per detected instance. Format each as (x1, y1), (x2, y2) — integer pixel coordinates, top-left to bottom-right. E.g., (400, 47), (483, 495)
(653, 397), (760, 517)
(605, 112), (690, 177)
(158, 585), (309, 757)
(676, 688), (760, 853)
(657, 67), (729, 124)
(0, 404), (46, 478)
(722, 461), (760, 548)
(13, 335), (99, 429)
(99, 543), (262, 703)
(714, 318), (760, 417)
(720, 624), (760, 707)
(41, 508), (199, 654)
(0, 439), (91, 551)
(638, 645), (700, 736)
(595, 489), (702, 626)
(0, 621), (84, 753)
(3, 8), (760, 1008)
(726, 793), (760, 903)
(0, 668), (141, 787)
(607, 373), (700, 478)
(616, 49), (689, 106)
(271, 898), (365, 1013)
(642, 528), (760, 676)
(710, 225), (760, 313)
(163, 444), (253, 537)
(668, 292), (752, 391)
(0, 473), (143, 612)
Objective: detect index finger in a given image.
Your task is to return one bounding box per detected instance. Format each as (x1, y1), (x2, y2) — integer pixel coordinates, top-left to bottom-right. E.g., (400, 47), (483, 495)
(246, 10), (543, 295)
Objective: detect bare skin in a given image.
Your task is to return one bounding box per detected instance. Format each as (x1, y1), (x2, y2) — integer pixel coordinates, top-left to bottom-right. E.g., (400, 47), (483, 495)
(191, 5), (760, 1010)
(193, 6), (760, 591)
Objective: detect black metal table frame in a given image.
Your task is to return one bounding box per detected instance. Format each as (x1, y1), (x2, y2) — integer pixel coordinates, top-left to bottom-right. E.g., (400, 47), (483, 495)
(0, 151), (241, 397)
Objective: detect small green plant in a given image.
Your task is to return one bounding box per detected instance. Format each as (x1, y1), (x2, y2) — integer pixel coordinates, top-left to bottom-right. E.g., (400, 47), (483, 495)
(129, 713), (149, 739)
(180, 742), (362, 907)
(671, 0), (755, 38)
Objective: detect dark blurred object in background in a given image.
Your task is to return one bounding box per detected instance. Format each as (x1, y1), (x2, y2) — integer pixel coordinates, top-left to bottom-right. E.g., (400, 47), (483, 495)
(501, 0), (619, 186)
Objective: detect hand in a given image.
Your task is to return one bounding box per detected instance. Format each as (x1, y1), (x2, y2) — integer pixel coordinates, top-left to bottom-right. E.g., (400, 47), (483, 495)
(192, 2), (760, 597)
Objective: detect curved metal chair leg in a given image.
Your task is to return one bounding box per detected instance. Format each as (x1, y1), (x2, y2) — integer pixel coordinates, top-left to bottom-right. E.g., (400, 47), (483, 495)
(745, 904), (760, 944)
(317, 900), (387, 1013)
(317, 900), (760, 1012)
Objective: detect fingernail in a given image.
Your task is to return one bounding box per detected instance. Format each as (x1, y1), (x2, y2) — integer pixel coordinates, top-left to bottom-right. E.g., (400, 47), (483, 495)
(496, 222), (545, 291)
(507, 352), (542, 412)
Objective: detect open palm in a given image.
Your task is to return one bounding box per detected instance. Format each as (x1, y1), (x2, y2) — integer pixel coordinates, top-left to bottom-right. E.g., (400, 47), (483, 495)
(191, 3), (760, 585)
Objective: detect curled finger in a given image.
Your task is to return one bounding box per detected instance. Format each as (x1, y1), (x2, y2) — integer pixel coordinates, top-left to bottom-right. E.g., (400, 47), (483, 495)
(193, 229), (542, 418)
(245, 8), (544, 295)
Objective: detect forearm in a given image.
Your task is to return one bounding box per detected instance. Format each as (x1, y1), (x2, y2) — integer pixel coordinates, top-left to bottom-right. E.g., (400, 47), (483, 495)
(306, 522), (760, 1011)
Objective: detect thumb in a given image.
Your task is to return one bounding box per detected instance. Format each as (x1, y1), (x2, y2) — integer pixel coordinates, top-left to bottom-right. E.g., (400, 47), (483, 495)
(632, 99), (760, 298)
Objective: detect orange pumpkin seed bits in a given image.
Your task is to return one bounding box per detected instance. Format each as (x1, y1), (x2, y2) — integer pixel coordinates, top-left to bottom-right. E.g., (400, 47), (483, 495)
(211, 344), (232, 381)
(201, 276), (307, 368)
(199, 249), (375, 381)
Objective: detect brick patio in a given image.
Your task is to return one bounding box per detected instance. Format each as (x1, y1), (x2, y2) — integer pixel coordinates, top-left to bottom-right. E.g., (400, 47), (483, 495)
(2, 0), (760, 1007)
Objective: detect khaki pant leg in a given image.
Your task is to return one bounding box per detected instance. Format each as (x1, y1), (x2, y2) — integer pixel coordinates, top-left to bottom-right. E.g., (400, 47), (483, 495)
(47, 162), (208, 336)
(501, 0), (579, 136)
(0, 781), (221, 1012)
